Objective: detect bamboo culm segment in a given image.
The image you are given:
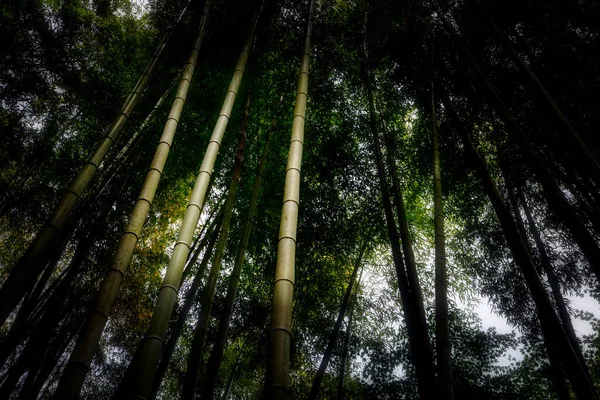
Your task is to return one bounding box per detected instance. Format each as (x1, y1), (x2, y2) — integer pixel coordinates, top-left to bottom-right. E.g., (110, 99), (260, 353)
(267, 0), (315, 398)
(202, 119), (274, 399)
(0, 0), (185, 328)
(125, 8), (261, 398)
(182, 95), (249, 400)
(53, 2), (212, 398)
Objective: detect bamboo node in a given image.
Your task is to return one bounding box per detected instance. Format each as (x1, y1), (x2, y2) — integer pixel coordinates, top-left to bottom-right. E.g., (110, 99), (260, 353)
(123, 230), (141, 241)
(269, 327), (293, 337)
(277, 234), (297, 243)
(147, 167), (163, 176)
(143, 335), (166, 345)
(64, 188), (82, 199)
(175, 240), (191, 250)
(274, 277), (295, 286)
(160, 284), (179, 293)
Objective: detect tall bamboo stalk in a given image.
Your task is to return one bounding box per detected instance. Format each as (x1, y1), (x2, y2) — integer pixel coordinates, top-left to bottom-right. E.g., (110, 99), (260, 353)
(0, 2), (189, 327)
(474, 0), (600, 188)
(431, 82), (453, 400)
(150, 219), (221, 399)
(202, 115), (276, 399)
(53, 3), (213, 398)
(442, 93), (597, 400)
(436, 6), (600, 284)
(266, 0), (315, 398)
(123, 7), (263, 398)
(182, 95), (250, 400)
(307, 243), (367, 400)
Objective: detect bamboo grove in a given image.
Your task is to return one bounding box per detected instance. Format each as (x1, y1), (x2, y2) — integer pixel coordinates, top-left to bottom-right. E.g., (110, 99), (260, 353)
(1, 0), (600, 398)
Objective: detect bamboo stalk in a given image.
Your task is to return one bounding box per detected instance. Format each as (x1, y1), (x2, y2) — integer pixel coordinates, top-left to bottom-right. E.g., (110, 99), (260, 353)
(52, 2), (213, 398)
(123, 6), (263, 398)
(266, 1), (315, 398)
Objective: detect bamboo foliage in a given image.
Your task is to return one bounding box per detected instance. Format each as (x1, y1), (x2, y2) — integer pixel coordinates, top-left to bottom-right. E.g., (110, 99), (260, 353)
(53, 2), (213, 397)
(0, 1), (189, 328)
(123, 6), (263, 398)
(266, 0), (315, 398)
(181, 95), (250, 400)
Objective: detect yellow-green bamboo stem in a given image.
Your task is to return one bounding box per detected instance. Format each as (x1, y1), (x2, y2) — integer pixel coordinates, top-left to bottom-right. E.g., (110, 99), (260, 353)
(182, 94), (249, 400)
(52, 3), (212, 398)
(267, 1), (314, 398)
(0, 2), (188, 328)
(202, 117), (276, 398)
(124, 9), (262, 399)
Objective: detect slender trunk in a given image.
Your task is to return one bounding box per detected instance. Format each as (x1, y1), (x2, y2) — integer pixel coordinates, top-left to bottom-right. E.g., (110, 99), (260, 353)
(336, 269), (361, 400)
(307, 243), (367, 400)
(441, 93), (597, 400)
(202, 112), (276, 400)
(436, 8), (600, 284)
(363, 12), (434, 399)
(53, 3), (213, 398)
(124, 7), (262, 398)
(475, 0), (600, 188)
(431, 82), (453, 400)
(0, 0), (186, 327)
(182, 95), (250, 400)
(150, 223), (221, 399)
(517, 188), (584, 361)
(266, 1), (314, 398)
(222, 351), (243, 400)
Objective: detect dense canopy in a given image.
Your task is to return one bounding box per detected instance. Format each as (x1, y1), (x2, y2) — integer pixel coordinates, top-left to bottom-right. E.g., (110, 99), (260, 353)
(1, 0), (600, 398)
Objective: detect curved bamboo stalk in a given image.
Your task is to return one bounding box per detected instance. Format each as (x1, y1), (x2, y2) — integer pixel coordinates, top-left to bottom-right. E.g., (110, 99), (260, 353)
(123, 6), (263, 398)
(0, 1), (189, 327)
(266, 0), (315, 398)
(52, 3), (213, 398)
(202, 117), (276, 399)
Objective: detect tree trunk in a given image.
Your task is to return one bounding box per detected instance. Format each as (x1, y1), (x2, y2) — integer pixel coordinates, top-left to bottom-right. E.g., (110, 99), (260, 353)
(441, 93), (597, 400)
(266, 0), (314, 398)
(307, 243), (368, 400)
(182, 94), (250, 400)
(149, 222), (221, 399)
(437, 7), (600, 284)
(124, 6), (262, 398)
(0, 0), (186, 327)
(202, 115), (275, 399)
(53, 3), (213, 398)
